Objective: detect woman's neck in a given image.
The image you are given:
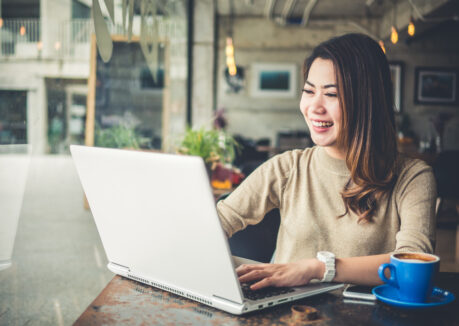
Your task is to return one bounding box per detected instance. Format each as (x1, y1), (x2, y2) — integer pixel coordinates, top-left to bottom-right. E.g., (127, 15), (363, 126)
(324, 146), (346, 160)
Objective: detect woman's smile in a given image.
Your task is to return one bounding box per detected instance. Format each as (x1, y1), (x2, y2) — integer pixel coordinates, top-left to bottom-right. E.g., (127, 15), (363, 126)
(311, 119), (334, 130)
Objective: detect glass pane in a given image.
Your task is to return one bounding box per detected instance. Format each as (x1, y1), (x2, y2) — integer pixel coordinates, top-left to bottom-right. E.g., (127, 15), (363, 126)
(0, 90), (27, 144)
(0, 1), (189, 324)
(94, 42), (165, 150)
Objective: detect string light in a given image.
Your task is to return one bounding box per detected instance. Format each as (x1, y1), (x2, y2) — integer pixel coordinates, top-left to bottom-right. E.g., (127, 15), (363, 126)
(228, 64), (237, 76)
(379, 40), (386, 53)
(0, 18), (3, 28)
(408, 17), (415, 36)
(37, 41), (43, 50)
(390, 26), (398, 44)
(20, 25), (26, 36)
(225, 37), (237, 76)
(226, 0), (237, 77)
(390, 0), (398, 44)
(225, 37), (234, 57)
(54, 41), (61, 50)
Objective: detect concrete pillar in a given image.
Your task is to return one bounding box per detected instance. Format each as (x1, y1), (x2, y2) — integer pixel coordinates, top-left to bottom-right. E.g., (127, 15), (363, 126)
(27, 78), (47, 155)
(191, 0), (215, 128)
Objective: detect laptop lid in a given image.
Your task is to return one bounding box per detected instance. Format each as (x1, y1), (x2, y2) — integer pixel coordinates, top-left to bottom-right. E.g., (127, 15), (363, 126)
(70, 145), (244, 304)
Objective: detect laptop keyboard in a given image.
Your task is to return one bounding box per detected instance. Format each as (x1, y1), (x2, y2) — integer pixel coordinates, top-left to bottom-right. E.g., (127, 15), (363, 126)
(241, 282), (295, 301)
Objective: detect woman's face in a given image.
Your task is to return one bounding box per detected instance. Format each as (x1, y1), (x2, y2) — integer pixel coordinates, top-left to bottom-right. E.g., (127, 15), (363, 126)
(300, 58), (344, 159)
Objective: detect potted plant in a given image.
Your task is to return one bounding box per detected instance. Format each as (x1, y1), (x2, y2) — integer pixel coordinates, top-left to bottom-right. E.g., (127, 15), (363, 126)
(177, 127), (237, 167)
(94, 124), (141, 149)
(177, 127), (240, 189)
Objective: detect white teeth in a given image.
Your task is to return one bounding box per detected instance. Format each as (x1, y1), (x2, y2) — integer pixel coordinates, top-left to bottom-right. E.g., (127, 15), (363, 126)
(312, 121), (333, 127)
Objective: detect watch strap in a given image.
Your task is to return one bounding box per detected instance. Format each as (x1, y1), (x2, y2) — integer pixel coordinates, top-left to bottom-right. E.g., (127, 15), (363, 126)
(317, 251), (336, 283)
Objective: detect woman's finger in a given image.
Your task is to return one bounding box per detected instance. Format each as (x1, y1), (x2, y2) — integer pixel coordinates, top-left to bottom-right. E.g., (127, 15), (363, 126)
(236, 263), (268, 275)
(250, 276), (275, 290)
(238, 269), (270, 283)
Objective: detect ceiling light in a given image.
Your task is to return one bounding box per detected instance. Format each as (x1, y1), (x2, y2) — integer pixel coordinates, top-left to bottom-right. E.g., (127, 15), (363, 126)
(379, 40), (386, 53)
(228, 65), (237, 76)
(390, 26), (398, 44)
(390, 0), (398, 44)
(0, 0), (3, 29)
(408, 17), (415, 36)
(225, 37), (234, 57)
(226, 56), (235, 66)
(226, 2), (238, 77)
(225, 37), (237, 76)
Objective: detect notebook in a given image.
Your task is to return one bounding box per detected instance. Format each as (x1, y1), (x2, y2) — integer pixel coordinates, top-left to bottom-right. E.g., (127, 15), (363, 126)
(70, 145), (343, 314)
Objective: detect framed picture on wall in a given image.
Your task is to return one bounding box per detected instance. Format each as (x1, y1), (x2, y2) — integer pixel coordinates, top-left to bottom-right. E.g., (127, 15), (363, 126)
(250, 63), (297, 98)
(414, 67), (458, 105)
(389, 62), (403, 113)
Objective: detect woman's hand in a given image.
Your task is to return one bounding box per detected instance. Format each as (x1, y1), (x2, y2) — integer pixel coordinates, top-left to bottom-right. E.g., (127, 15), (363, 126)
(236, 259), (324, 290)
(236, 254), (392, 290)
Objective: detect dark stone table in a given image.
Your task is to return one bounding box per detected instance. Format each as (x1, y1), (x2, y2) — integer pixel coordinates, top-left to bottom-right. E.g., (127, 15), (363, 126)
(74, 272), (459, 326)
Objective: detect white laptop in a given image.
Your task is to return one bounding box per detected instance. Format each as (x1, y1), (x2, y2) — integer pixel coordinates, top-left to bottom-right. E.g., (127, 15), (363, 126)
(70, 145), (343, 315)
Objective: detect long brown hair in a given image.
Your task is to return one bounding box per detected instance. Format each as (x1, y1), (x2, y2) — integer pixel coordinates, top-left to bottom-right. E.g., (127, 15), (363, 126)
(303, 33), (398, 222)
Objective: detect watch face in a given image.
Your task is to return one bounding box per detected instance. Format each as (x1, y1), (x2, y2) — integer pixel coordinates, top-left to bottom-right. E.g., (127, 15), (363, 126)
(319, 251), (335, 259)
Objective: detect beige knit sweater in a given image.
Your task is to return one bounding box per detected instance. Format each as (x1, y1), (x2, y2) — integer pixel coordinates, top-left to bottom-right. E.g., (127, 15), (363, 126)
(217, 146), (437, 263)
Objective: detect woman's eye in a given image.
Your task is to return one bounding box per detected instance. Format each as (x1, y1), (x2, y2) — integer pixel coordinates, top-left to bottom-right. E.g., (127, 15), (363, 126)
(303, 89), (313, 94)
(325, 93), (337, 97)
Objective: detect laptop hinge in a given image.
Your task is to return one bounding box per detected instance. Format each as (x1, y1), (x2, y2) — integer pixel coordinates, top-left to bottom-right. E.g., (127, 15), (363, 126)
(212, 295), (245, 313)
(107, 262), (130, 274)
(212, 294), (243, 306)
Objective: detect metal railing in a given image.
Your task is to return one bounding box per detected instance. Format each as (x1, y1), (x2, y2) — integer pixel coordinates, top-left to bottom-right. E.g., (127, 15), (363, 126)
(0, 18), (93, 60)
(56, 19), (93, 60)
(0, 17), (187, 61)
(0, 19), (41, 57)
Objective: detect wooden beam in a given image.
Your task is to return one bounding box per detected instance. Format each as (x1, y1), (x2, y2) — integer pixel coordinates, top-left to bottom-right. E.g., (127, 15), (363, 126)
(85, 34), (97, 147)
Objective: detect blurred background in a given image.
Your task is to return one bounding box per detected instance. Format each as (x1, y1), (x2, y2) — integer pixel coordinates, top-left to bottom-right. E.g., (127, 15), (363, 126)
(0, 0), (458, 324)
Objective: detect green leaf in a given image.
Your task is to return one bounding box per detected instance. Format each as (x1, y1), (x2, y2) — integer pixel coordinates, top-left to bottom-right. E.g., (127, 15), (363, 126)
(177, 127), (239, 164)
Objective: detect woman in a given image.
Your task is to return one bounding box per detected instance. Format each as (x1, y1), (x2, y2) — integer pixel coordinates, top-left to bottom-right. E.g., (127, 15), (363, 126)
(216, 33), (436, 290)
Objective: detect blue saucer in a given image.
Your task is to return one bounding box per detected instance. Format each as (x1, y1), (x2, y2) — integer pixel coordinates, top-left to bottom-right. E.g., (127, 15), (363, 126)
(372, 285), (455, 308)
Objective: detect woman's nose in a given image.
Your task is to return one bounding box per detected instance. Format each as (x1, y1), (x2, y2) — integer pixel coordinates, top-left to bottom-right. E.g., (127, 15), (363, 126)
(310, 94), (326, 113)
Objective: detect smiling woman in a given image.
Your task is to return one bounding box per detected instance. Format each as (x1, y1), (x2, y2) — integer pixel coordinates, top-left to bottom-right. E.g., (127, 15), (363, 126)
(302, 33), (399, 224)
(217, 33), (436, 291)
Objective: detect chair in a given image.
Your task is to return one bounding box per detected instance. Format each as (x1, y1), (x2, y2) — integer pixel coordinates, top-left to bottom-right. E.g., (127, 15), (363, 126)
(228, 208), (280, 263)
(433, 150), (459, 261)
(233, 135), (269, 168)
(217, 193), (280, 263)
(433, 150), (459, 219)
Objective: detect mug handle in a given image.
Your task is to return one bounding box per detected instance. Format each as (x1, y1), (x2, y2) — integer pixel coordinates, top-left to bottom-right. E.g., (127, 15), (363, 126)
(378, 263), (398, 288)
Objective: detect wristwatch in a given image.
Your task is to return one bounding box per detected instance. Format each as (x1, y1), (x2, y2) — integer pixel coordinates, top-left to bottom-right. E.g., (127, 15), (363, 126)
(317, 251), (336, 282)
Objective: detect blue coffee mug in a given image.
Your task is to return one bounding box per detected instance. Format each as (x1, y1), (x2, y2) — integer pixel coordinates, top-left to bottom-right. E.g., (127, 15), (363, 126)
(378, 252), (439, 303)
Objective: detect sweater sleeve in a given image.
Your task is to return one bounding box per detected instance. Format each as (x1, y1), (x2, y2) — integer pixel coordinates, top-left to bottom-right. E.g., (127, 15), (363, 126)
(394, 159), (437, 254)
(216, 151), (294, 238)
